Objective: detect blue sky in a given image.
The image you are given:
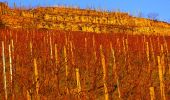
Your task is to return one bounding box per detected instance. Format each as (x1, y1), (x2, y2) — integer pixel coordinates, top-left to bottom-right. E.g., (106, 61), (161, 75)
(1, 0), (170, 22)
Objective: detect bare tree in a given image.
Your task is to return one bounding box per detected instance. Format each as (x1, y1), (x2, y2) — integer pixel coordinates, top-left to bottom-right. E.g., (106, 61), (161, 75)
(147, 13), (159, 20)
(138, 12), (144, 18)
(167, 19), (170, 23)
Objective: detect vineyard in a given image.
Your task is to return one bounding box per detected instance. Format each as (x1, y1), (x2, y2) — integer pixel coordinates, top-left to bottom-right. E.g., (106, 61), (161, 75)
(0, 1), (170, 100)
(0, 29), (170, 99)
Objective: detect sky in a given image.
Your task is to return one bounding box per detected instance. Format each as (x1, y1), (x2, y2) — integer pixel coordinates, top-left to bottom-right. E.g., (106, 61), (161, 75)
(1, 0), (170, 22)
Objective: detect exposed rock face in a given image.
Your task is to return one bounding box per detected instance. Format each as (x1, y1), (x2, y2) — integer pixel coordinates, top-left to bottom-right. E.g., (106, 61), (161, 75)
(0, 3), (170, 35)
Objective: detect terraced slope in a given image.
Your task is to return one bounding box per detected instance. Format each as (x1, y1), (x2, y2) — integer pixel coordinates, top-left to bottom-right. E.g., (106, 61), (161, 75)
(0, 2), (170, 35)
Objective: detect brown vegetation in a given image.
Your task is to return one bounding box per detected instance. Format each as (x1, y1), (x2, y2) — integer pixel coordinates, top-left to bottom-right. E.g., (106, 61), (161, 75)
(0, 29), (170, 99)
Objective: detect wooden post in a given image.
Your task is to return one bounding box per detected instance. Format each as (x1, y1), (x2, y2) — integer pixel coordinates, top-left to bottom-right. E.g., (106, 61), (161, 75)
(30, 41), (33, 56)
(116, 38), (120, 53)
(122, 37), (126, 55)
(149, 38), (155, 66)
(11, 39), (14, 59)
(27, 90), (31, 100)
(64, 46), (68, 78)
(63, 46), (69, 94)
(85, 37), (88, 70)
(76, 68), (81, 93)
(9, 44), (12, 84)
(160, 45), (165, 75)
(2, 41), (7, 100)
(9, 44), (13, 98)
(146, 42), (150, 62)
(11, 39), (14, 100)
(125, 37), (131, 71)
(157, 56), (166, 100)
(55, 44), (59, 64)
(70, 41), (75, 66)
(110, 43), (121, 100)
(92, 35), (97, 99)
(162, 36), (170, 75)
(100, 45), (109, 100)
(125, 38), (128, 52)
(34, 59), (39, 100)
(50, 36), (53, 59)
(54, 44), (60, 95)
(149, 87), (155, 100)
(145, 42), (151, 73)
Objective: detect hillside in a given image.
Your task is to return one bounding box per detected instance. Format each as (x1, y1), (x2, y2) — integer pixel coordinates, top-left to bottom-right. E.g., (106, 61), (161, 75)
(0, 2), (170, 35)
(1, 2), (170, 100)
